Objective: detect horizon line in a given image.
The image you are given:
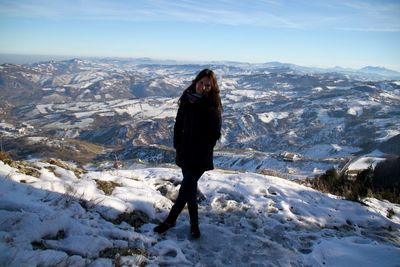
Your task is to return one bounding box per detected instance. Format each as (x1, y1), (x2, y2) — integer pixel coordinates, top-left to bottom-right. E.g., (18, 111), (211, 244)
(0, 52), (399, 73)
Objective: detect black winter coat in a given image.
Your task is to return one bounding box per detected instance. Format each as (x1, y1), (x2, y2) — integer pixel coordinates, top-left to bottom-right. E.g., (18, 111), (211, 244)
(174, 91), (222, 171)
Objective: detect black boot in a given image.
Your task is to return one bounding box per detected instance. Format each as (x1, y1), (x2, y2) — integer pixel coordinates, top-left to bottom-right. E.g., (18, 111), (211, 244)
(153, 221), (175, 234)
(190, 223), (201, 239)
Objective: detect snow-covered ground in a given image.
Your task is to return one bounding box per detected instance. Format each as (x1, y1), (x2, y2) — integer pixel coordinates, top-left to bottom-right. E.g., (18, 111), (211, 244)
(0, 159), (399, 266)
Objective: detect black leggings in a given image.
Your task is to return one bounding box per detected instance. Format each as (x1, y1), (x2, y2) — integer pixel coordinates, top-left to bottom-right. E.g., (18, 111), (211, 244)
(166, 169), (204, 225)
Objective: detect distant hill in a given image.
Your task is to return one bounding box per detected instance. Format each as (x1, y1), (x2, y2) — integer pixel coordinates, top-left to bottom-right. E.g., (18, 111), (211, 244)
(358, 66), (400, 80)
(379, 134), (400, 155)
(1, 54), (400, 80)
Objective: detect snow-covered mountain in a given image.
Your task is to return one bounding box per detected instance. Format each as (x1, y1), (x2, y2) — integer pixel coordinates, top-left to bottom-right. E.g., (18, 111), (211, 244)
(1, 58), (399, 178)
(358, 66), (400, 80)
(1, 159), (399, 266)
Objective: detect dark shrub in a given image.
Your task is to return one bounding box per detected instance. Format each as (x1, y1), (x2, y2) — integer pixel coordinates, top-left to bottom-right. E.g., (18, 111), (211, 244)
(310, 157), (400, 204)
(373, 157), (400, 191)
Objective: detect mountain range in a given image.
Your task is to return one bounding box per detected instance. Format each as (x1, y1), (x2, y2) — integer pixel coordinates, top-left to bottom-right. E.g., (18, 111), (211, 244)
(0, 57), (399, 178)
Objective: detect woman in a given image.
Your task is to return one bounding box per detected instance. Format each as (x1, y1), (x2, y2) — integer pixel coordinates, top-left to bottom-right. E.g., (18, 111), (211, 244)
(154, 69), (222, 238)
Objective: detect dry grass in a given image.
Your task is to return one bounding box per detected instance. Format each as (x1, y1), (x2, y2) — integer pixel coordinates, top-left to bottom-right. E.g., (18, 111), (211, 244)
(100, 247), (148, 267)
(114, 210), (151, 229)
(99, 247), (148, 258)
(46, 158), (87, 178)
(2, 137), (106, 166)
(0, 150), (11, 161)
(8, 160), (42, 178)
(95, 179), (121, 195)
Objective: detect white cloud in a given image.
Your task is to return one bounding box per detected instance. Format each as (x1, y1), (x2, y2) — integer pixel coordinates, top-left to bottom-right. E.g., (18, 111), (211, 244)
(0, 0), (399, 32)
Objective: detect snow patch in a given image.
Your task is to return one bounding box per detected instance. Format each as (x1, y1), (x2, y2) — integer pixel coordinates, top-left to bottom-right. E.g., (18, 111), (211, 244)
(347, 107), (363, 116)
(305, 237), (400, 267)
(347, 156), (386, 171)
(258, 111), (289, 124)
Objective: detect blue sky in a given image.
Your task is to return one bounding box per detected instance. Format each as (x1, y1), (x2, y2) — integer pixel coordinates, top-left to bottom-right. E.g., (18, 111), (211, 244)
(0, 0), (399, 70)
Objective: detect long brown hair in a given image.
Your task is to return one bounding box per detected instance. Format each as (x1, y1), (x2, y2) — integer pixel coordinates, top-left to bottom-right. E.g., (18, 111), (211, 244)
(180, 69), (222, 112)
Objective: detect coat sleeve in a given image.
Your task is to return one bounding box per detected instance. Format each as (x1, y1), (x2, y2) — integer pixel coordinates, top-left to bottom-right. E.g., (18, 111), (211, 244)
(209, 108), (222, 146)
(173, 104), (184, 149)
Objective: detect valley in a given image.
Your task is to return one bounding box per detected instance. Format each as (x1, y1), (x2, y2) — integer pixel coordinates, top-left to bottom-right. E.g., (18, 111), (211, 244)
(1, 58), (399, 178)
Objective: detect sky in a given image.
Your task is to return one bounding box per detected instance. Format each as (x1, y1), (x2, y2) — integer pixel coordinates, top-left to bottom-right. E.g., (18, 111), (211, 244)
(0, 0), (399, 70)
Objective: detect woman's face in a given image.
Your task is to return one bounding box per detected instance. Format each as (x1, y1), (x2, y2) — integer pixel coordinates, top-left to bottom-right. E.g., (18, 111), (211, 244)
(195, 76), (211, 94)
